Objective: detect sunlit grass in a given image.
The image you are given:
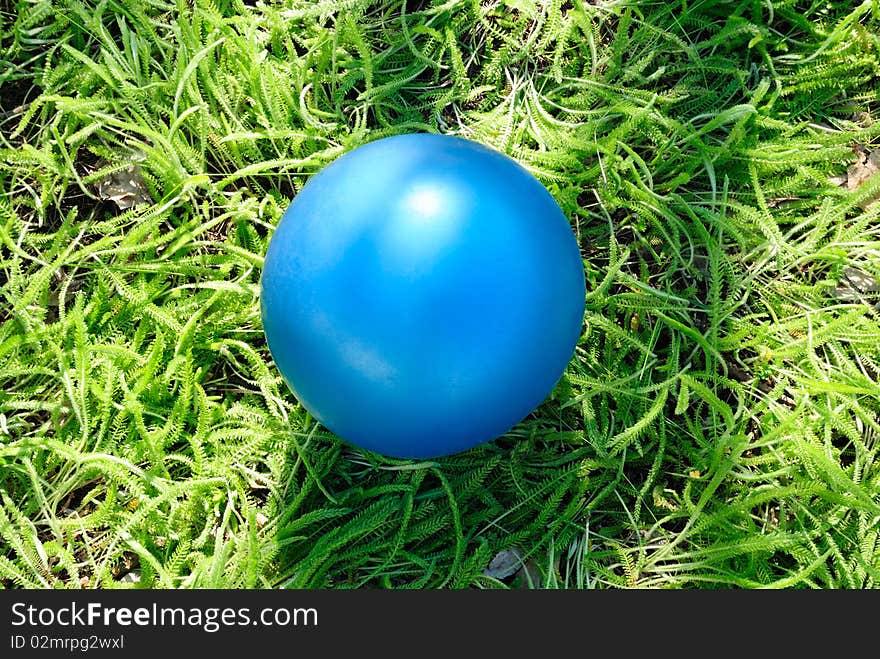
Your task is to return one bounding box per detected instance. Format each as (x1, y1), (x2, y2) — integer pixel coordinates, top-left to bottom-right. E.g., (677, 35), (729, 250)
(0, 0), (878, 589)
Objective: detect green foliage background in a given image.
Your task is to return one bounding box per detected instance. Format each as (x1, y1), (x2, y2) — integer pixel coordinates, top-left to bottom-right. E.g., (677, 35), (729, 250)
(1, 0), (879, 588)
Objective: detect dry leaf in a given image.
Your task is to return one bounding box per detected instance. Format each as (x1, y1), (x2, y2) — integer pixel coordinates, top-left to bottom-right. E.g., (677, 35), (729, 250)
(830, 144), (880, 210)
(118, 570), (141, 583)
(483, 547), (524, 580)
(850, 111), (873, 128)
(96, 164), (152, 210)
(833, 266), (880, 302)
(846, 148), (880, 191)
(255, 512), (269, 529)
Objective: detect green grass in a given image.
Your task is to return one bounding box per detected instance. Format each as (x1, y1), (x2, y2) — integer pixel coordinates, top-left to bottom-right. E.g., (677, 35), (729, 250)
(1, 0), (879, 589)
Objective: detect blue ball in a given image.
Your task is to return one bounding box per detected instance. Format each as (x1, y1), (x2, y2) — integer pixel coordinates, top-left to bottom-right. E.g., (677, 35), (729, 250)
(260, 133), (585, 459)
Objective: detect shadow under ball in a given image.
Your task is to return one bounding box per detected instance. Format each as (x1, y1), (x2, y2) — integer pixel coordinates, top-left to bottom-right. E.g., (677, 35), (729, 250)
(260, 133), (585, 459)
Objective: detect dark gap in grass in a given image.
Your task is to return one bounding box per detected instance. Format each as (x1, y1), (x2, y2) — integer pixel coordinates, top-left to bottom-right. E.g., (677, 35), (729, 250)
(838, 446), (856, 469)
(250, 177), (298, 208)
(2, 409), (52, 442)
(289, 32), (310, 59)
(45, 266), (88, 324)
(165, 454), (197, 482)
(0, 77), (37, 115)
(55, 476), (105, 520)
(37, 149), (109, 234)
(831, 433), (856, 469)
(0, 79), (40, 148)
(768, 548), (798, 575)
(111, 552), (140, 581)
(404, 0), (439, 13)
(0, 0), (17, 18)
(713, 377), (742, 410)
(657, 515), (688, 536)
(226, 0), (258, 12)
(247, 483), (270, 509)
(200, 355), (265, 401)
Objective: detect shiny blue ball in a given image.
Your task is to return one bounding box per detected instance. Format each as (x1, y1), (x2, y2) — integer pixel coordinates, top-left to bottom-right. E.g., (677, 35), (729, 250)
(260, 133), (585, 459)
